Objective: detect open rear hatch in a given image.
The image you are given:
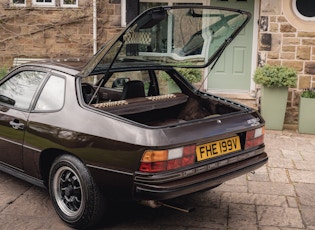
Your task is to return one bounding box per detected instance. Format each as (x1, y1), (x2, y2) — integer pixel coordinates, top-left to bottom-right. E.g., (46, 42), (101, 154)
(79, 5), (251, 77)
(79, 5), (253, 127)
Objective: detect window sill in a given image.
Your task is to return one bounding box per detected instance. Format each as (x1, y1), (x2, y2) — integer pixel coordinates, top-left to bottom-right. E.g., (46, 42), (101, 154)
(5, 5), (80, 10)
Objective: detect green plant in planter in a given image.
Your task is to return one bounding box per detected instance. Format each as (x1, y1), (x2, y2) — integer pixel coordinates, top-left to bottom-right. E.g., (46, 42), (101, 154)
(301, 88), (315, 98)
(253, 65), (297, 130)
(299, 88), (315, 134)
(253, 64), (297, 87)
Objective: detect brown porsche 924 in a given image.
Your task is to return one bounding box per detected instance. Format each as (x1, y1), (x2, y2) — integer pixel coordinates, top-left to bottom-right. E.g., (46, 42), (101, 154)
(0, 5), (267, 229)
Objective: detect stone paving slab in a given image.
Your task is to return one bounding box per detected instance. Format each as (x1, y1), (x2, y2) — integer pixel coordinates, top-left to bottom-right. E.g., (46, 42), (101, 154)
(0, 129), (314, 229)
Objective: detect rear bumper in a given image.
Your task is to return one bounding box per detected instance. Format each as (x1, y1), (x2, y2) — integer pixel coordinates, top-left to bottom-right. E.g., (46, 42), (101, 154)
(133, 149), (267, 201)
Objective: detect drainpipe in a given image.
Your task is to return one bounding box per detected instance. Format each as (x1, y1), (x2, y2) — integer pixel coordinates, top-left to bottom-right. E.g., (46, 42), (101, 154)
(92, 0), (97, 84)
(93, 0), (97, 54)
(121, 0), (126, 27)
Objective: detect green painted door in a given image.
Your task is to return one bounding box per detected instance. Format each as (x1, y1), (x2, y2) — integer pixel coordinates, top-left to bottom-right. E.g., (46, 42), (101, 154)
(208, 0), (254, 91)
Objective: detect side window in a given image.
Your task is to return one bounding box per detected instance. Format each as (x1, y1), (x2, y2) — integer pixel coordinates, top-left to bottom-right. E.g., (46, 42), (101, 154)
(126, 0), (139, 25)
(0, 71), (46, 110)
(35, 75), (65, 111)
(105, 71), (151, 95)
(156, 70), (181, 94)
(102, 70), (182, 99)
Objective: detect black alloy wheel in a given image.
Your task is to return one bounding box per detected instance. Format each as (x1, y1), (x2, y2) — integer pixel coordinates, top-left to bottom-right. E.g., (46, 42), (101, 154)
(49, 155), (105, 229)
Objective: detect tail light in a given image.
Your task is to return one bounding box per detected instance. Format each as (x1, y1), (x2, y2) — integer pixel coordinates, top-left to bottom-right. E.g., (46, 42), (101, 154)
(139, 145), (196, 173)
(245, 127), (265, 150)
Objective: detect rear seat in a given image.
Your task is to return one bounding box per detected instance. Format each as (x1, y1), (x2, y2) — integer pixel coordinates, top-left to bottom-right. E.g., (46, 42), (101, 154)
(93, 93), (188, 115)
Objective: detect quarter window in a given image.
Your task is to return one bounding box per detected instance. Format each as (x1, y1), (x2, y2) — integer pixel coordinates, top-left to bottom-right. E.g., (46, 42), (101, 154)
(35, 75), (65, 111)
(0, 71), (46, 110)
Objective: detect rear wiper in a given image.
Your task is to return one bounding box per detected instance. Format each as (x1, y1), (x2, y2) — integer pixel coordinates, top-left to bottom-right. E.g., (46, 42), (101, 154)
(0, 95), (15, 106)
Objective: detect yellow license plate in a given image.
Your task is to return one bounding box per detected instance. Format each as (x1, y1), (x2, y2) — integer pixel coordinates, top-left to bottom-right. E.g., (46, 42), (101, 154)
(196, 136), (241, 161)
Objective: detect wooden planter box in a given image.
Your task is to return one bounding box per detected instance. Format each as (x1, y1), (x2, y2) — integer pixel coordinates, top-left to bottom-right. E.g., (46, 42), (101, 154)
(298, 97), (315, 134)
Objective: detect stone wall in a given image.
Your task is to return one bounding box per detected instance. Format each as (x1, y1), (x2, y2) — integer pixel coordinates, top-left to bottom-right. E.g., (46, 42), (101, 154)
(0, 0), (122, 68)
(258, 0), (315, 125)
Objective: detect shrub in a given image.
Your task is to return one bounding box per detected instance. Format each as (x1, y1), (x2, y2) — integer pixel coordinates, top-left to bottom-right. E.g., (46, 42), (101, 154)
(176, 67), (202, 84)
(0, 67), (8, 80)
(253, 64), (297, 88)
(161, 65), (202, 85)
(301, 88), (315, 98)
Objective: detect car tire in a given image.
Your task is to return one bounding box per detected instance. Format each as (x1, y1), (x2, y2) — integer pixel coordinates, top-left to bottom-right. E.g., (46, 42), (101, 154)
(49, 155), (105, 229)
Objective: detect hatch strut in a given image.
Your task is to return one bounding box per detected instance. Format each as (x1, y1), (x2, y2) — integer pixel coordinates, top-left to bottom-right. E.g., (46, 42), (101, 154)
(88, 38), (126, 105)
(198, 38), (232, 92)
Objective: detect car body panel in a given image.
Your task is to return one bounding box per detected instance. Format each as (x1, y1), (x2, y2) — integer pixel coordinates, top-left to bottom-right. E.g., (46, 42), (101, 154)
(134, 152), (267, 200)
(0, 108), (26, 169)
(0, 63), (267, 196)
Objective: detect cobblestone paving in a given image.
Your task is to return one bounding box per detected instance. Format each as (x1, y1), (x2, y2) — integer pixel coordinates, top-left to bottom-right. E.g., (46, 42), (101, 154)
(0, 130), (314, 229)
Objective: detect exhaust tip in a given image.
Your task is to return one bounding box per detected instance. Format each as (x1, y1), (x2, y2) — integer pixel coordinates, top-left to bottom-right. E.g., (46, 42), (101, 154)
(139, 200), (194, 213)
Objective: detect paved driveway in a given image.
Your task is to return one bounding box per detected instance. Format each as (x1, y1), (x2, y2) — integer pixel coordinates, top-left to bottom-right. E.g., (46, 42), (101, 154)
(0, 130), (314, 229)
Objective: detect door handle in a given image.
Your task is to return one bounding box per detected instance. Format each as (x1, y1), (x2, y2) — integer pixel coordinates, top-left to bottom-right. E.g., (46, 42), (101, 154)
(9, 120), (25, 130)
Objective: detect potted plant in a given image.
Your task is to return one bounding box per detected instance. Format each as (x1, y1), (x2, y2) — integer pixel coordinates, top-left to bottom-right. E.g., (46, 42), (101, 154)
(254, 64), (297, 130)
(298, 88), (315, 134)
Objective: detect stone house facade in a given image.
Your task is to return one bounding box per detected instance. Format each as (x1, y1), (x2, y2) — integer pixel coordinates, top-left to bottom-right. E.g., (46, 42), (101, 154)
(259, 0), (315, 126)
(0, 0), (129, 66)
(0, 0), (314, 127)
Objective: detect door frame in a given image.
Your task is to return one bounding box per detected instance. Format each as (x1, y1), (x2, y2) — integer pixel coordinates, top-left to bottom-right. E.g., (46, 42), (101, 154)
(200, 0), (261, 93)
(249, 0), (259, 93)
(203, 0), (259, 94)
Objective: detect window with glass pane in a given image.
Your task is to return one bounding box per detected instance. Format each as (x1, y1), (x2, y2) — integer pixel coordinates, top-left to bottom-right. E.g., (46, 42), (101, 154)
(36, 0), (52, 2)
(61, 0), (78, 7)
(294, 0), (315, 19)
(140, 0), (204, 10)
(12, 0), (26, 4)
(140, 2), (164, 13)
(32, 0), (55, 6)
(35, 75), (65, 111)
(0, 71), (46, 110)
(174, 3), (203, 5)
(92, 6), (248, 72)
